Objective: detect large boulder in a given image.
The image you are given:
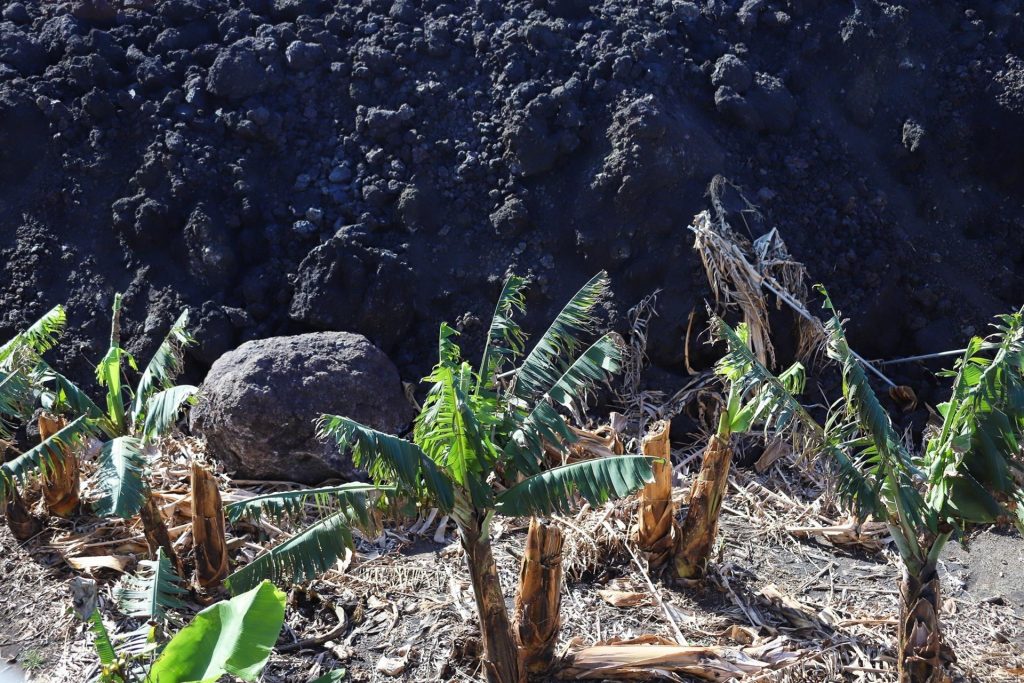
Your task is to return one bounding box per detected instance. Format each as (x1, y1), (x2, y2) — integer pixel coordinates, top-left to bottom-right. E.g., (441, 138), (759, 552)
(191, 332), (413, 484)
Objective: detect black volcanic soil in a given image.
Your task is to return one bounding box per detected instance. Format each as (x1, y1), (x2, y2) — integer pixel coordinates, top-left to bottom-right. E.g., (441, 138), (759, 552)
(1, 0), (1023, 398)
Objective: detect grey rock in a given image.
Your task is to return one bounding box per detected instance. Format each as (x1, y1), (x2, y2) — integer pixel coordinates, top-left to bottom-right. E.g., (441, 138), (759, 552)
(737, 0), (765, 27)
(674, 1), (700, 22)
(191, 332), (413, 483)
(490, 196), (528, 237)
(289, 237), (413, 351)
(711, 54), (753, 93)
(902, 119), (925, 152)
(329, 165), (351, 183)
(396, 186), (424, 231)
(715, 75), (795, 133)
(1, 3), (29, 23)
(293, 219), (316, 235)
(273, 0), (320, 21)
(285, 40), (324, 70)
(0, 21), (45, 75)
(206, 38), (271, 101)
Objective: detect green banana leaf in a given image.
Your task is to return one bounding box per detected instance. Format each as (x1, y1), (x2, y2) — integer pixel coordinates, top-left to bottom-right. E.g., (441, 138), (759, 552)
(146, 580), (285, 682)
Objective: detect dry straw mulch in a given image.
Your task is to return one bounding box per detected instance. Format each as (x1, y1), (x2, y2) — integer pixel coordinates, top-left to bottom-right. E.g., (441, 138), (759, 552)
(1, 431), (1021, 682)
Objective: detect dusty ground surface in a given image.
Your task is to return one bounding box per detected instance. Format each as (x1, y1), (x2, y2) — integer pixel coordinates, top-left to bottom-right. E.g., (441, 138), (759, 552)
(0, 0), (1023, 399)
(2, 444), (1022, 683)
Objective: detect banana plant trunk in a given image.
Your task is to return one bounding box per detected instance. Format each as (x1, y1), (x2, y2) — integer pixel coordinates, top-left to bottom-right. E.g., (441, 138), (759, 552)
(459, 519), (525, 683)
(39, 413), (80, 517)
(514, 517), (563, 673)
(633, 420), (676, 572)
(139, 494), (182, 577)
(675, 433), (733, 579)
(898, 561), (954, 682)
(191, 462), (229, 589)
(5, 484), (42, 541)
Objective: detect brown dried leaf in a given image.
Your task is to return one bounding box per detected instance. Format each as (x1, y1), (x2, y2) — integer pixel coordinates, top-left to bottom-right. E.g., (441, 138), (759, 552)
(717, 624), (757, 645)
(754, 439), (789, 473)
(597, 590), (650, 608)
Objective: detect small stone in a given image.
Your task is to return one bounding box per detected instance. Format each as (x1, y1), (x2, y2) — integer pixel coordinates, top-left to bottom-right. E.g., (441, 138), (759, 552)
(248, 107), (270, 125)
(329, 165), (351, 183)
(902, 119), (925, 152)
(675, 1), (700, 22)
(293, 219), (316, 235)
(164, 131), (186, 153)
(711, 54), (753, 93)
(612, 55), (633, 80)
(747, 73), (796, 132)
(490, 197), (528, 237)
(3, 3), (30, 23)
(206, 38), (270, 101)
(285, 41), (325, 70)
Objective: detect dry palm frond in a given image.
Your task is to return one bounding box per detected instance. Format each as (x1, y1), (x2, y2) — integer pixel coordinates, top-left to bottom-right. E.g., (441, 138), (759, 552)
(555, 500), (637, 581)
(692, 210), (776, 368)
(752, 228), (826, 365)
(785, 516), (890, 553)
(558, 634), (801, 681)
(651, 372), (720, 430)
(690, 211), (893, 387)
(615, 291), (661, 434)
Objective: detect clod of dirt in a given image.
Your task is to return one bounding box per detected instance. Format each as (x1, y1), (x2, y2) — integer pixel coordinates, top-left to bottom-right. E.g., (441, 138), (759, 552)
(206, 38), (277, 101)
(711, 54), (753, 93)
(288, 237), (416, 352)
(190, 331), (413, 483)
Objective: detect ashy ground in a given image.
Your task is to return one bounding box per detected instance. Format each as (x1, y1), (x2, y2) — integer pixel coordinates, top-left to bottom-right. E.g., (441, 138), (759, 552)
(1, 444), (1022, 683)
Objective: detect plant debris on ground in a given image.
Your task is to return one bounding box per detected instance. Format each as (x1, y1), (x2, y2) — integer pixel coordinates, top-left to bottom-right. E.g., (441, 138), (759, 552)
(2, 433), (1022, 682)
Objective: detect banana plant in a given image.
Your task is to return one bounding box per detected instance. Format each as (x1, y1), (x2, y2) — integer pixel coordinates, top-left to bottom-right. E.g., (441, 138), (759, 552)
(0, 306), (96, 537)
(674, 320), (809, 578)
(226, 273), (656, 683)
(821, 291), (1024, 682)
(115, 548), (188, 625)
(1, 297), (196, 510)
(0, 305), (67, 438)
(1, 294), (196, 567)
(44, 294), (197, 520)
(223, 481), (387, 592)
(78, 573), (285, 683)
(715, 292), (1024, 683)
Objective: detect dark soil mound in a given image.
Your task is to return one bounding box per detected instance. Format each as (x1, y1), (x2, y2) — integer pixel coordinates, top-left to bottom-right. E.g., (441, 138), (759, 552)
(1, 0), (1022, 396)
